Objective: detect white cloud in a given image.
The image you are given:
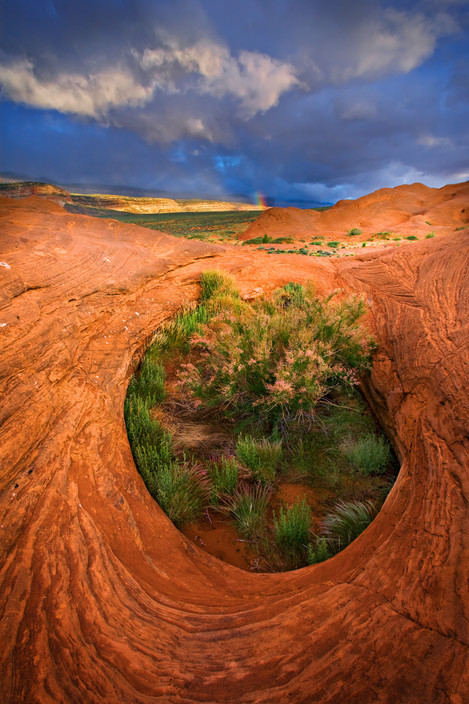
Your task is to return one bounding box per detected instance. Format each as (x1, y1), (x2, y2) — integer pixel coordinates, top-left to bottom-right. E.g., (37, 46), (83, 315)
(140, 40), (299, 116)
(0, 40), (298, 124)
(336, 9), (440, 81)
(0, 60), (155, 117)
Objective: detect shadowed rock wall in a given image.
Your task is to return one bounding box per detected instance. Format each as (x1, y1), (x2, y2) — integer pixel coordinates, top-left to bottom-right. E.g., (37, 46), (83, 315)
(0, 197), (468, 703)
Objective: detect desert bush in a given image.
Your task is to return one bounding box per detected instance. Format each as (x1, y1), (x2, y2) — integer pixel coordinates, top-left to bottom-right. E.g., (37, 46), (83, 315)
(308, 536), (331, 564)
(209, 456), (239, 502)
(127, 358), (166, 407)
(236, 436), (282, 484)
(327, 241), (340, 248)
(222, 482), (272, 538)
(177, 280), (375, 435)
(426, 232), (435, 239)
(406, 235), (418, 241)
(200, 269), (239, 302)
(124, 393), (208, 525)
(155, 304), (210, 353)
(156, 462), (209, 527)
(342, 433), (391, 474)
(310, 240), (323, 246)
(274, 498), (311, 553)
(347, 227), (362, 236)
(321, 499), (375, 552)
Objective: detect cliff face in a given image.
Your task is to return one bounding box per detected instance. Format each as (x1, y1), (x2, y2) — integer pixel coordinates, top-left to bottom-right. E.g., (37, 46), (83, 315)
(70, 193), (263, 213)
(0, 195), (468, 703)
(0, 182), (262, 213)
(242, 180), (469, 240)
(0, 180), (71, 203)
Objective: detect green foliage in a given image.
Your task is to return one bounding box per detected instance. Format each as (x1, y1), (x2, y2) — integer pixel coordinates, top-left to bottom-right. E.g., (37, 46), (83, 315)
(327, 241), (340, 248)
(425, 232), (435, 239)
(274, 498), (311, 553)
(200, 269), (238, 302)
(157, 305), (210, 352)
(308, 536), (331, 564)
(406, 235), (418, 241)
(127, 358), (166, 407)
(236, 436), (283, 484)
(209, 457), (239, 502)
(347, 227), (362, 236)
(178, 280), (375, 435)
(243, 235), (293, 245)
(373, 231), (394, 239)
(222, 482), (272, 538)
(321, 499), (375, 552)
(342, 433), (391, 474)
(156, 462), (210, 527)
(310, 240), (323, 246)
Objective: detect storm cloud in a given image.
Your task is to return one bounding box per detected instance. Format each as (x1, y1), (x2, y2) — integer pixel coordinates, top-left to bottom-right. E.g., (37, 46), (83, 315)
(1, 0), (468, 203)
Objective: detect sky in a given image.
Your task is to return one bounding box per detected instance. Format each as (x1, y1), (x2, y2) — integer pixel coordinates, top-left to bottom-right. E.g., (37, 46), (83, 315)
(0, 0), (468, 205)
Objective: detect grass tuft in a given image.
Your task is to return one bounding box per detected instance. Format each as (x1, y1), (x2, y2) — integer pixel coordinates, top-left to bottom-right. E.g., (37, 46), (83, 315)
(341, 433), (391, 474)
(221, 482), (272, 538)
(321, 499), (375, 552)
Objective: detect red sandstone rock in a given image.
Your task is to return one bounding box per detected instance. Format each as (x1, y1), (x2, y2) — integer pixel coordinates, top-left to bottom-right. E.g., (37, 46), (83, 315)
(0, 194), (468, 703)
(241, 180), (469, 241)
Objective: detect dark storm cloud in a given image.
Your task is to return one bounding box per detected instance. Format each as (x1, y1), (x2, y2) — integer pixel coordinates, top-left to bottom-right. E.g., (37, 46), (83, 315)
(1, 0), (468, 202)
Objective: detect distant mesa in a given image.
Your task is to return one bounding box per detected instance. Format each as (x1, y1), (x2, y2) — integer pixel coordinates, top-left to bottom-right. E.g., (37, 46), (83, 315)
(0, 180), (71, 204)
(0, 180), (265, 214)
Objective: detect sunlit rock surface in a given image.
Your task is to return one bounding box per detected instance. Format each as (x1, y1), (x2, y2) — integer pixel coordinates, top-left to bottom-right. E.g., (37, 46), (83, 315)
(241, 180), (469, 241)
(0, 195), (468, 703)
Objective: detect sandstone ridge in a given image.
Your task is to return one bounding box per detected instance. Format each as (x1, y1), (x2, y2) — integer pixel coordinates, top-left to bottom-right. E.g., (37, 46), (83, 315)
(242, 180), (469, 240)
(0, 195), (468, 703)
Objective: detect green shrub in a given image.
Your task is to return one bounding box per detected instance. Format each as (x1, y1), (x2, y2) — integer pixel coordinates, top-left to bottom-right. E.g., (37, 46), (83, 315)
(373, 231), (394, 239)
(127, 358), (166, 407)
(222, 482), (272, 538)
(308, 536), (331, 564)
(425, 232), (435, 239)
(327, 241), (340, 248)
(157, 305), (210, 352)
(310, 240), (323, 246)
(347, 228), (362, 236)
(200, 270), (239, 302)
(274, 498), (311, 553)
(209, 457), (239, 502)
(178, 280), (375, 434)
(321, 499), (375, 552)
(236, 436), (282, 484)
(342, 434), (391, 474)
(156, 462), (209, 527)
(406, 235), (418, 241)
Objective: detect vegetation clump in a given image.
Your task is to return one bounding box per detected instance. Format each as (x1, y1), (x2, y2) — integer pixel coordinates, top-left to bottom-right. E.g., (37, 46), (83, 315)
(341, 434), (391, 475)
(125, 270), (396, 571)
(347, 227), (362, 236)
(177, 277), (375, 435)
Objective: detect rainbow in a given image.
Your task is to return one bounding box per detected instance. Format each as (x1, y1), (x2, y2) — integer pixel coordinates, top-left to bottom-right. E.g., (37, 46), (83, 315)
(255, 192), (268, 209)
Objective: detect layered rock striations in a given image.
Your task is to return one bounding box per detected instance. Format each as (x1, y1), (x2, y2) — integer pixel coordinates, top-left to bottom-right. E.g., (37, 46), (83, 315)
(0, 195), (468, 703)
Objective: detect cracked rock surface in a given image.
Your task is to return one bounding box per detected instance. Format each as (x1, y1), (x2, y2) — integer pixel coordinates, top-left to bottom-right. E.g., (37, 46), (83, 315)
(0, 196), (468, 703)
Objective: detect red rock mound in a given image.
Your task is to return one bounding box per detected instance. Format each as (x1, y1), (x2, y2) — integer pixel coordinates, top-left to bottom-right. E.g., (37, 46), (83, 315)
(241, 180), (469, 240)
(0, 196), (468, 703)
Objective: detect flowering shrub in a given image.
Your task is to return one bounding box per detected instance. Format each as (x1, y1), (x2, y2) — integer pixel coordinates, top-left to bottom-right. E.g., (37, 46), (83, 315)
(177, 280), (375, 433)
